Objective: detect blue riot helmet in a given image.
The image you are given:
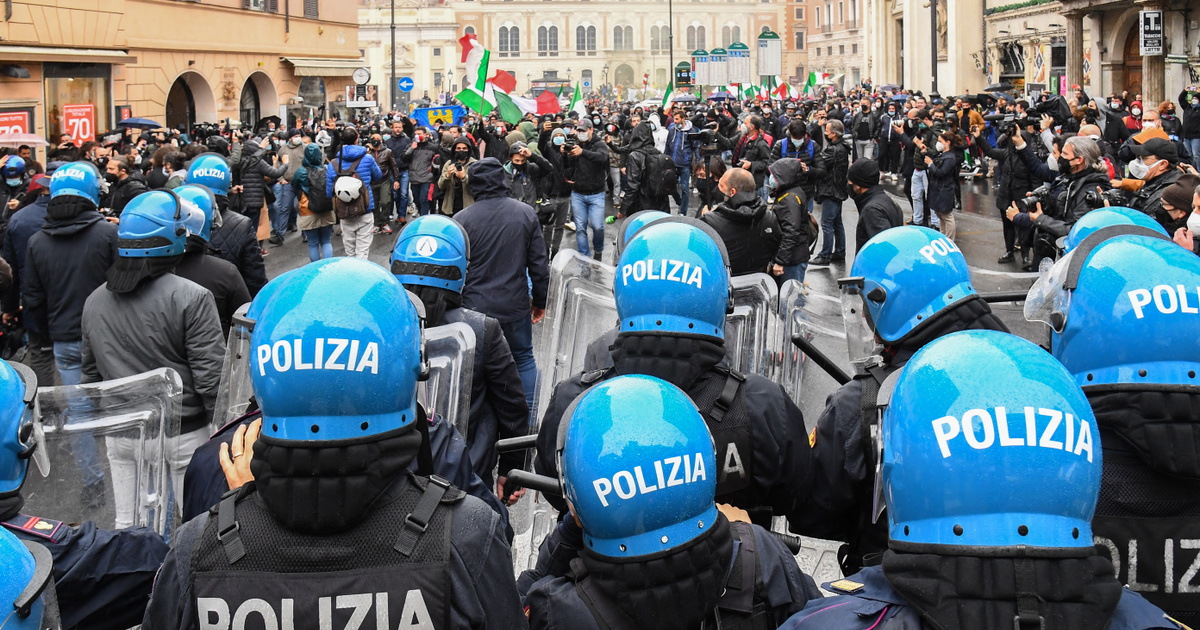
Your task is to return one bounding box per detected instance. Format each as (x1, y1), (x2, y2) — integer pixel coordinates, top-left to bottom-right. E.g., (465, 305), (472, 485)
(117, 190), (199, 258)
(390, 215), (471, 294)
(0, 360), (42, 496)
(1059, 206), (1167, 254)
(250, 258), (425, 441)
(880, 330), (1101, 549)
(48, 161), (101, 206)
(2, 156), (26, 188)
(842, 226), (975, 345)
(614, 219), (732, 339)
(0, 528), (54, 630)
(614, 210), (670, 256)
(559, 375), (718, 557)
(174, 184), (216, 242)
(1026, 231), (1200, 388)
(186, 152), (232, 196)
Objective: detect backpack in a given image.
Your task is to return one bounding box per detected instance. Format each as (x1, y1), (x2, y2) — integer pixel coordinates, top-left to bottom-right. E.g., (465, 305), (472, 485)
(305, 167), (334, 215)
(640, 152), (677, 199)
(332, 154), (368, 219)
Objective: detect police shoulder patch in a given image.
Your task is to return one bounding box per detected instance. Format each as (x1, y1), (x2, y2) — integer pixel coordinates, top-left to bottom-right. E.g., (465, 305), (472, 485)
(2, 514), (66, 542)
(829, 579), (865, 594)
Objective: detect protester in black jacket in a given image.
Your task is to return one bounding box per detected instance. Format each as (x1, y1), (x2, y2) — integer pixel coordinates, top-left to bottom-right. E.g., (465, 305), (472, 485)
(716, 115), (772, 192)
(564, 120), (611, 260)
(386, 119), (413, 221)
(623, 123), (669, 215)
(537, 127), (572, 259)
(811, 119), (850, 265)
(504, 141), (551, 209)
(976, 128), (1037, 263)
(211, 194), (268, 296)
(847, 158), (904, 252)
(768, 158), (813, 286)
(103, 157), (148, 216)
(236, 141), (287, 239)
(700, 167), (781, 276)
(173, 234), (251, 336)
(925, 131), (963, 240)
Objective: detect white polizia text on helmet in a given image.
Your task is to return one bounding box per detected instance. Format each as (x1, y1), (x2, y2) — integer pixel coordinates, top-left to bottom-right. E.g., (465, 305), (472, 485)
(1127, 285), (1200, 319)
(191, 168), (228, 181)
(592, 452), (707, 507)
(620, 259), (704, 289)
(256, 339), (380, 376)
(930, 406), (1094, 462)
(918, 236), (962, 264)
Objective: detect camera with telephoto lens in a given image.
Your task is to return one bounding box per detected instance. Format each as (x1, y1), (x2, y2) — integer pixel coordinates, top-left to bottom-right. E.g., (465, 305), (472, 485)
(983, 113), (1039, 137)
(562, 138), (578, 153)
(1015, 183), (1054, 213)
(1084, 187), (1126, 209)
(688, 123), (720, 157)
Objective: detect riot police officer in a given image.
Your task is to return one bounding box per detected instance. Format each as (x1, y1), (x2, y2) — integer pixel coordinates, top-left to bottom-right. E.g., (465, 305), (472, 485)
(780, 330), (1184, 630)
(1026, 225), (1200, 626)
(0, 526), (56, 630)
(391, 215), (529, 501)
(788, 226), (1010, 574)
(144, 258), (525, 629)
(185, 153), (266, 296)
(0, 358), (168, 630)
(522, 374), (823, 629)
(535, 218), (812, 525)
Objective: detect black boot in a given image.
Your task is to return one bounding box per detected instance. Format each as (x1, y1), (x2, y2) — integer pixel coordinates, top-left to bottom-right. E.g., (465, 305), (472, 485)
(997, 250), (1015, 264)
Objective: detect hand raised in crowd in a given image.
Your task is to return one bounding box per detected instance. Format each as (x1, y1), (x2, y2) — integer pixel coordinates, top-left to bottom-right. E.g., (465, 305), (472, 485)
(219, 419), (261, 491)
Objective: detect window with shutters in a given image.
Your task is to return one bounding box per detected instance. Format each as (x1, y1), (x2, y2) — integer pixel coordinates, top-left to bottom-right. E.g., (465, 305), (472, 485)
(509, 27), (520, 56)
(303, 0), (317, 18)
(577, 25), (587, 55)
(499, 26), (511, 57)
(539, 27), (550, 56)
(549, 26), (559, 55)
(794, 32), (804, 49)
(243, 0), (277, 12)
(614, 26), (624, 50)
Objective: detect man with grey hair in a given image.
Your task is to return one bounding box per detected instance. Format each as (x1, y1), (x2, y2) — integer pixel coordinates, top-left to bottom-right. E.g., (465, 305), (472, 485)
(1006, 134), (1112, 244)
(811, 118), (850, 266)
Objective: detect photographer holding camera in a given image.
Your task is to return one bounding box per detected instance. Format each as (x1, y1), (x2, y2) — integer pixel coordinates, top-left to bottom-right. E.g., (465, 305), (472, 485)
(1125, 138), (1188, 231)
(1006, 134), (1111, 263)
(974, 122), (1039, 264)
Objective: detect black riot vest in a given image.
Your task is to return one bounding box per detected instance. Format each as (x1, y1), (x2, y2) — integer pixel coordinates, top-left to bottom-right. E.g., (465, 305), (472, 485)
(572, 521), (775, 630)
(190, 474), (463, 630)
(840, 360), (900, 577)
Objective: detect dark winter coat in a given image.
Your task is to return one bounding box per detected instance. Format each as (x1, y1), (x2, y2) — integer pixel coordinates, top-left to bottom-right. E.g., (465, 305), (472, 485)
(236, 144), (287, 216)
(769, 159), (813, 267)
(623, 124), (670, 213)
(813, 137), (850, 203)
(504, 152), (551, 208)
(173, 246), (252, 336)
(852, 185), (905, 252)
(701, 189), (782, 276)
(1017, 144), (1113, 237)
(925, 150), (960, 214)
(1179, 91), (1200, 140)
(978, 132), (1037, 212)
(717, 129), (772, 189)
(1, 194), (48, 317)
(402, 135), (441, 184)
(105, 172), (148, 216)
(211, 199), (268, 297)
(565, 133), (611, 195)
(24, 202), (118, 341)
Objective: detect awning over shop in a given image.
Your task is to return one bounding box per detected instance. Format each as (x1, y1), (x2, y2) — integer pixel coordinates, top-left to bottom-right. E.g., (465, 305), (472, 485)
(282, 57), (365, 77)
(0, 46), (137, 64)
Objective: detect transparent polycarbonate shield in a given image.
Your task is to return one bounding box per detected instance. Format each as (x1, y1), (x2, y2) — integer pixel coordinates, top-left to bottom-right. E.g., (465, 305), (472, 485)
(25, 368), (183, 535)
(533, 251), (618, 428)
(771, 516), (845, 590)
(509, 491), (563, 578)
(1022, 256), (1073, 334)
(777, 279), (853, 428)
(419, 322), (476, 438)
(212, 304), (253, 433)
(838, 280), (882, 365)
(968, 264), (1042, 344)
(724, 273), (779, 378)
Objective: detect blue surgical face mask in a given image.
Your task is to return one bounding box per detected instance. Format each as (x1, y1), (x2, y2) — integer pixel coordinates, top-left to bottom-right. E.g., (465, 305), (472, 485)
(553, 136), (566, 146)
(5, 178), (21, 188)
(766, 173), (779, 195)
(383, 134), (392, 141)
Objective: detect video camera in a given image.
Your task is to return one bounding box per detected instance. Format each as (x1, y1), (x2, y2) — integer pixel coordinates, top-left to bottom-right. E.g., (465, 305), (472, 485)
(983, 113), (1039, 137)
(688, 123), (720, 157)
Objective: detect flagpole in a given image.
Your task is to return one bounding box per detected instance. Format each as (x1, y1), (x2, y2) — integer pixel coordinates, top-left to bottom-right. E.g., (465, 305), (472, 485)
(668, 0), (674, 97)
(390, 0), (396, 111)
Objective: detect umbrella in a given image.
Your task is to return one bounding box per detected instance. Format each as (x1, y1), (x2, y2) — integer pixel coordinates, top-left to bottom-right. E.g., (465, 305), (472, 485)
(708, 91), (735, 101)
(879, 84), (900, 92)
(255, 115), (282, 132)
(117, 117), (162, 129)
(891, 94), (909, 102)
(984, 82), (1015, 93)
(0, 133), (48, 149)
(671, 94), (700, 103)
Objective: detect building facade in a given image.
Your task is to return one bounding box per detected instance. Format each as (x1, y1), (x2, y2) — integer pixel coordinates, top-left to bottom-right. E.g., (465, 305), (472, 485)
(0, 0), (360, 146)
(863, 0), (986, 96)
(783, 0), (809, 84)
(448, 0), (783, 96)
(359, 0), (460, 111)
(808, 0), (865, 90)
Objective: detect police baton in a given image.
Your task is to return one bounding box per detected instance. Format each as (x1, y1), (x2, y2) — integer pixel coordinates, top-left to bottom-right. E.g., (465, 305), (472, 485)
(789, 334), (853, 385)
(496, 434), (538, 453)
(978, 290), (1028, 304)
(504, 470), (561, 497)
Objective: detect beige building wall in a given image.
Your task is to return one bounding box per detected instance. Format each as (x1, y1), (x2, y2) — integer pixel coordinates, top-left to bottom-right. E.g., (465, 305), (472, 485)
(359, 2), (460, 110)
(0, 0), (360, 142)
(864, 0), (985, 96)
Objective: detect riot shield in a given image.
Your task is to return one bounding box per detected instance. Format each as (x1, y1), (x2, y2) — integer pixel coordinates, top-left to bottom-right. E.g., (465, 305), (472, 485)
(25, 368), (183, 535)
(725, 273), (779, 378)
(211, 303), (253, 434)
(508, 490), (563, 578)
(532, 251), (617, 428)
(419, 322), (476, 438)
(778, 279), (852, 430)
(967, 265), (1041, 344)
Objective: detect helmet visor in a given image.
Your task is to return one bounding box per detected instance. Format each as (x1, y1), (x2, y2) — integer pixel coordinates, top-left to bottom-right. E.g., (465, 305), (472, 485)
(10, 362), (48, 478)
(1024, 253), (1074, 333)
(839, 277), (882, 364)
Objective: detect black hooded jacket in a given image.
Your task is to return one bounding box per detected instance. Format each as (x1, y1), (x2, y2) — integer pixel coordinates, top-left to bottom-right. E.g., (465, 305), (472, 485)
(624, 124), (669, 213)
(701, 189), (782, 276)
(211, 197), (267, 297)
(457, 158), (550, 323)
(23, 198), (118, 341)
(769, 159), (813, 267)
(852, 185), (904, 252)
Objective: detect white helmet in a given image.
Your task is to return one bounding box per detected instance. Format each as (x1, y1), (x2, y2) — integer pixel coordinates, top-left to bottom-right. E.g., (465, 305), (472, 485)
(334, 176), (363, 203)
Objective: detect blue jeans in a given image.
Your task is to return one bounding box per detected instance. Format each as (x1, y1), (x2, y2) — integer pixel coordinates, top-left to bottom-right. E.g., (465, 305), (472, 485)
(394, 170), (410, 217)
(1188, 138), (1200, 170)
(499, 315), (536, 426)
(819, 199), (846, 259)
(672, 166), (691, 216)
(412, 182), (434, 216)
(53, 340), (104, 487)
(779, 262), (808, 285)
(910, 170), (939, 228)
(272, 181), (297, 237)
(304, 225), (333, 261)
(571, 191), (606, 256)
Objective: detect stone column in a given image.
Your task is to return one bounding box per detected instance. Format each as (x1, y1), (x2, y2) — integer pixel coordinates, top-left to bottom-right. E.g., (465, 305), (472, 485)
(1140, 0), (1165, 104)
(1065, 11), (1085, 91)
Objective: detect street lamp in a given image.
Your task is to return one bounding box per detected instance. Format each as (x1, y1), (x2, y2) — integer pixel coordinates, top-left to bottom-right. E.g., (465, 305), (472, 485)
(603, 63), (609, 94)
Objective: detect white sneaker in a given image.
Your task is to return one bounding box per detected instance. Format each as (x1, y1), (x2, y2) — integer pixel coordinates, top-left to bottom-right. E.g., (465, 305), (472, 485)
(565, 221), (577, 231)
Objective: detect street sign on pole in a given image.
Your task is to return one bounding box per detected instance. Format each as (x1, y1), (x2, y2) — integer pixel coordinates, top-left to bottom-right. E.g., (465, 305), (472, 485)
(727, 42), (751, 85)
(757, 30), (782, 78)
(692, 49), (709, 87)
(398, 77), (415, 93)
(1139, 10), (1163, 56)
(709, 48), (728, 87)
(583, 79), (591, 90)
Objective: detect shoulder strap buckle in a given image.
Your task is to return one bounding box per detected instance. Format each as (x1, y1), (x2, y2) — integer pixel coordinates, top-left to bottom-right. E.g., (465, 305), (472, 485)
(216, 487), (247, 564)
(710, 369), (745, 424)
(394, 474), (453, 557)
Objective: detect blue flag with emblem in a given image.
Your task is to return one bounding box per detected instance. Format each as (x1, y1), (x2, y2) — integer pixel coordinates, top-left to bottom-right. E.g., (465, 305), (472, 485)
(412, 106), (466, 128)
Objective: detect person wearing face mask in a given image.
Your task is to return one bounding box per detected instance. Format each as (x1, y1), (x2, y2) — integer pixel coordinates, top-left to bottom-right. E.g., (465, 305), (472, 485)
(759, 104), (782, 141)
(923, 131), (963, 241)
(847, 158), (904, 253)
(808, 119), (851, 265)
(1125, 100), (1145, 132)
(402, 126), (441, 217)
(1179, 87), (1200, 170)
(973, 124), (1038, 264)
(101, 156), (147, 217)
(0, 156), (30, 218)
(536, 126), (573, 259)
(503, 141), (550, 210)
(1158, 100), (1183, 139)
(1126, 138), (1186, 231)
(437, 137), (477, 215)
(664, 111), (700, 216)
(715, 115), (772, 200)
(1172, 181), (1200, 254)
(877, 104), (903, 180)
(850, 99), (879, 161)
(273, 129), (306, 238)
(564, 119), (611, 261)
(699, 164), (781, 276)
(1118, 109), (1192, 171)
(366, 133), (396, 234)
(1155, 174), (1200, 239)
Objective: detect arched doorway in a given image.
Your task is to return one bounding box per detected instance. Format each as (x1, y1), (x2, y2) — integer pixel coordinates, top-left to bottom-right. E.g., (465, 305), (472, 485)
(295, 77), (326, 125)
(615, 63), (635, 87)
(165, 72), (218, 130)
(238, 72), (280, 131)
(1122, 28), (1143, 96)
(239, 80), (260, 129)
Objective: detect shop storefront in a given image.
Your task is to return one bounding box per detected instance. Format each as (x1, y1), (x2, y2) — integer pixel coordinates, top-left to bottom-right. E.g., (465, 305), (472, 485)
(43, 62), (112, 146)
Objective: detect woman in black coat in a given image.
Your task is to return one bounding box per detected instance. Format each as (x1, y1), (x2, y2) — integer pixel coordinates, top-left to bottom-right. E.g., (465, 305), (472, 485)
(925, 131), (963, 241)
(767, 158), (814, 286)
